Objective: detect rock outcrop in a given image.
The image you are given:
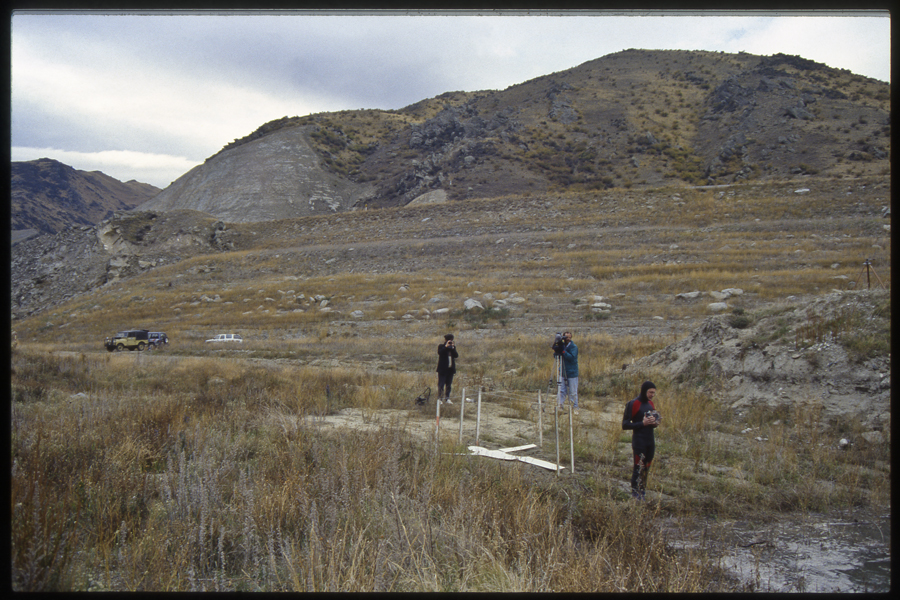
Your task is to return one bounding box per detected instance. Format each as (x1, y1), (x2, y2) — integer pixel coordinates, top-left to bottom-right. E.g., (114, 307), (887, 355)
(627, 290), (891, 428)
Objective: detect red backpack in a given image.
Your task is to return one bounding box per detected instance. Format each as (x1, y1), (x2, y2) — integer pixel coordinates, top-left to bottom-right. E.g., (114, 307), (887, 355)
(632, 398), (656, 418)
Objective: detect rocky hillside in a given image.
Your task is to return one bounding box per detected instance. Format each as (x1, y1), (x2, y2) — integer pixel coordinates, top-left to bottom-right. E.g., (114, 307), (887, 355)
(11, 158), (160, 235)
(10, 209), (224, 318)
(627, 289), (891, 430)
(11, 177), (890, 324)
(136, 49), (890, 222)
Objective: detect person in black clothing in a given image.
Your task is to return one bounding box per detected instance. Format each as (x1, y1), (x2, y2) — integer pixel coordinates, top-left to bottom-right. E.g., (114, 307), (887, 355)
(622, 381), (660, 500)
(436, 334), (459, 403)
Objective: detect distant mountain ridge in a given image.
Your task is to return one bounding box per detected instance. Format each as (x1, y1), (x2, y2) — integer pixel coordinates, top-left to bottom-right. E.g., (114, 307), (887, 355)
(137, 49), (890, 222)
(11, 158), (160, 235)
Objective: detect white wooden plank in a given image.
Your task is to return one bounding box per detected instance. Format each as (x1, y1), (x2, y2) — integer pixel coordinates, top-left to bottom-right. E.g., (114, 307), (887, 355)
(499, 443), (537, 453)
(467, 445), (564, 471)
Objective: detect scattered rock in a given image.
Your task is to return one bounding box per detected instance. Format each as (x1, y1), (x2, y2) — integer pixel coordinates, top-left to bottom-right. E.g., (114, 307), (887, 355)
(630, 290), (890, 428)
(464, 298), (485, 311)
(677, 291), (702, 300)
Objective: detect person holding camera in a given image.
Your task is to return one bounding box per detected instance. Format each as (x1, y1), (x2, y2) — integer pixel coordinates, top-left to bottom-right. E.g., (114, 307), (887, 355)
(552, 331), (579, 415)
(436, 333), (459, 403)
(622, 381), (660, 500)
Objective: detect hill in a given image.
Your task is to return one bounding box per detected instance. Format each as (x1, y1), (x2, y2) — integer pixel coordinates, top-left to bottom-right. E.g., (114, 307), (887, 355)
(11, 177), (890, 322)
(10, 158), (161, 235)
(137, 49), (890, 222)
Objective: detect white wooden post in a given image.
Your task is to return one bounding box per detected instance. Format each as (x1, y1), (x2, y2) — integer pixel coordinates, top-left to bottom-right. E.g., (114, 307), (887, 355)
(554, 403), (560, 477)
(569, 403), (575, 474)
(458, 387), (466, 445)
(435, 389), (441, 446)
(537, 390), (543, 448)
(475, 389), (482, 447)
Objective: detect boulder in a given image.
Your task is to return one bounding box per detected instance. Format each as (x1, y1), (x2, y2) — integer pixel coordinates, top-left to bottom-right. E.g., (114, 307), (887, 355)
(676, 291), (702, 300)
(464, 298), (484, 311)
(408, 189), (448, 206)
(785, 106), (814, 120)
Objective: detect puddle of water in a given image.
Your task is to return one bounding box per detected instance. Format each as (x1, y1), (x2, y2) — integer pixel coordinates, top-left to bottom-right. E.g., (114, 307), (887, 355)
(662, 512), (890, 592)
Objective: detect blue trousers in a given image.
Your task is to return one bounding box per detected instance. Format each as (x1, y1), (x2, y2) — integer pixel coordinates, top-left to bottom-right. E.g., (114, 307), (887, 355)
(557, 376), (578, 408)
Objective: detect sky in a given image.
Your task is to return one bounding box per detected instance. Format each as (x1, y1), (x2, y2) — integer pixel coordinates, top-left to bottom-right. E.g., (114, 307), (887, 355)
(10, 9), (892, 189)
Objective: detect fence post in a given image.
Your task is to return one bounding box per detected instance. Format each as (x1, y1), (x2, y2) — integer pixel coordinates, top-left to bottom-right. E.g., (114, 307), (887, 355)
(435, 390), (441, 450)
(537, 390), (543, 448)
(555, 404), (560, 477)
(475, 389), (482, 447)
(458, 387), (466, 445)
(569, 403), (575, 474)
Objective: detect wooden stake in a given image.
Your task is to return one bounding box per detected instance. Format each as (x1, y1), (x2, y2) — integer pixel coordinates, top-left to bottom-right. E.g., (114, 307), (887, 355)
(475, 389), (482, 447)
(569, 403), (575, 474)
(435, 389), (441, 448)
(458, 387), (466, 445)
(555, 403), (560, 477)
(537, 390), (543, 448)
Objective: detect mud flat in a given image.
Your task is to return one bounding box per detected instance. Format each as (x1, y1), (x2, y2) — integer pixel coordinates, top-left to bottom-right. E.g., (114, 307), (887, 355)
(662, 511), (891, 592)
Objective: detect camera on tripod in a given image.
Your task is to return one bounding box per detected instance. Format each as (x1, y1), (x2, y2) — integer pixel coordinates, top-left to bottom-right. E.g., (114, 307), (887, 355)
(552, 332), (566, 355)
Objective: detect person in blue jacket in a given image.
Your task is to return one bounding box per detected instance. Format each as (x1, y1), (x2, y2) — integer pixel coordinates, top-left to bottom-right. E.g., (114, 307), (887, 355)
(552, 331), (579, 414)
(622, 381), (660, 500)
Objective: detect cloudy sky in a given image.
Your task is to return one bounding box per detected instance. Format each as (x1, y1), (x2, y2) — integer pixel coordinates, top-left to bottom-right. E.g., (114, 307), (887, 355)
(10, 9), (891, 189)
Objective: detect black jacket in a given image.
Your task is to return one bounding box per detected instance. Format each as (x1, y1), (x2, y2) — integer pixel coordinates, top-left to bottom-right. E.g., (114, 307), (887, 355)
(436, 343), (458, 375)
(622, 396), (657, 448)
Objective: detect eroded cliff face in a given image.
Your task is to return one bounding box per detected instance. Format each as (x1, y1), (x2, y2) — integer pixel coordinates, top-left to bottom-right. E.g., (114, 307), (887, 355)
(137, 126), (375, 222)
(11, 210), (228, 318)
(628, 290), (891, 430)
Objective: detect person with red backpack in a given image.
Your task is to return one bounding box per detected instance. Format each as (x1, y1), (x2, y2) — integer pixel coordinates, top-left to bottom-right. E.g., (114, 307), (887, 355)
(622, 381), (660, 500)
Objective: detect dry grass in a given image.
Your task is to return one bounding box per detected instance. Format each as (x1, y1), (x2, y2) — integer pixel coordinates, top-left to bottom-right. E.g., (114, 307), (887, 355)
(10, 336), (890, 591)
(9, 179), (890, 591)
(14, 181), (890, 352)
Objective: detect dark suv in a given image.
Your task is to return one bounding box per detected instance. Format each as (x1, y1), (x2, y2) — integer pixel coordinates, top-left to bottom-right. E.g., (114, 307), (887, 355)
(148, 332), (168, 348)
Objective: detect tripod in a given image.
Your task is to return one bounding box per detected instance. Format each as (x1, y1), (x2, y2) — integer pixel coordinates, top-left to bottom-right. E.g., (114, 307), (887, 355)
(548, 348), (570, 409)
(853, 259), (886, 290)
